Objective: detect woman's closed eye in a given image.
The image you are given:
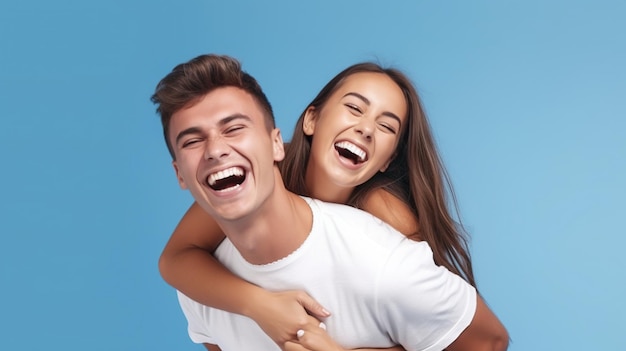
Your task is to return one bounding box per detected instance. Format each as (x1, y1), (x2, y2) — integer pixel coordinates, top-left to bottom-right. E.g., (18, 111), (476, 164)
(345, 103), (363, 114)
(378, 122), (397, 134)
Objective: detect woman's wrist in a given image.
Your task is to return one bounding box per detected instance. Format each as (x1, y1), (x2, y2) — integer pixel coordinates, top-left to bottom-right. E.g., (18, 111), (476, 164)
(239, 286), (272, 319)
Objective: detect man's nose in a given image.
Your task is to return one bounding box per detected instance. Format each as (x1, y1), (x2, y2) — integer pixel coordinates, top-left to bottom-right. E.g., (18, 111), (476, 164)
(204, 136), (230, 160)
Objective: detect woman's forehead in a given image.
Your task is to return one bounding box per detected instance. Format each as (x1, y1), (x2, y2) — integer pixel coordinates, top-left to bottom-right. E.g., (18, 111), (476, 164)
(334, 72), (407, 116)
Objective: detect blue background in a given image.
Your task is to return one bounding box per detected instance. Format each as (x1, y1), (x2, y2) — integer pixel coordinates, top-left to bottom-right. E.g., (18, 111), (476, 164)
(1, 1), (624, 350)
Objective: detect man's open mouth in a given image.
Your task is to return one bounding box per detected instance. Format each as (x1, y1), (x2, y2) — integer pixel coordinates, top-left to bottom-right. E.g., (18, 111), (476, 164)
(207, 167), (246, 191)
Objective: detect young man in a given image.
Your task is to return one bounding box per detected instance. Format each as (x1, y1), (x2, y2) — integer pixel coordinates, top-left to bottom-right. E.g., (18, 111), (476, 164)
(152, 54), (508, 351)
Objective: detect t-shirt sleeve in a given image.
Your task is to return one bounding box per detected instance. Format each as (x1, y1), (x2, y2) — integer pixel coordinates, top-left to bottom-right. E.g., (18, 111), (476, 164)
(176, 291), (217, 345)
(376, 240), (477, 351)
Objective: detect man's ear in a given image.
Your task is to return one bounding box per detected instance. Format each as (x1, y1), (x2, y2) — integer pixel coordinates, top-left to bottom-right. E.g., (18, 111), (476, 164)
(172, 161), (188, 189)
(302, 106), (317, 136)
(272, 128), (285, 162)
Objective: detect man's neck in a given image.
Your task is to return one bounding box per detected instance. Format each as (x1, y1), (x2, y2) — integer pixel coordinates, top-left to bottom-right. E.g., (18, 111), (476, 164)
(218, 177), (313, 265)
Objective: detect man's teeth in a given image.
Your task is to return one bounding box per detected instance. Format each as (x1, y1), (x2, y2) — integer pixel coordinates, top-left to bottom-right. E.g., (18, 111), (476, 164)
(208, 167), (244, 186)
(335, 141), (366, 161)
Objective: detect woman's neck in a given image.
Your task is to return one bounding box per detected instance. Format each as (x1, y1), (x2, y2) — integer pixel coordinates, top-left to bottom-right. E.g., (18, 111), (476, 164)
(305, 168), (353, 204)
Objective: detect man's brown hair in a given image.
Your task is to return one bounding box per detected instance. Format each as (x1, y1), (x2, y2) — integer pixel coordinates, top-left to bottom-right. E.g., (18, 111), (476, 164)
(151, 54), (275, 159)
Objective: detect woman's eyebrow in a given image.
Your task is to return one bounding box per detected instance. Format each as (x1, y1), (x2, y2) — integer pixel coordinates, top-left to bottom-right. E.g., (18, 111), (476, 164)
(343, 92), (402, 125)
(343, 92), (370, 105)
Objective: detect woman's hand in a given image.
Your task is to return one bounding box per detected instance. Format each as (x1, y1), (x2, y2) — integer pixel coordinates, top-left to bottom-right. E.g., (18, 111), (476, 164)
(283, 314), (406, 351)
(248, 290), (405, 351)
(283, 316), (342, 351)
(245, 290), (330, 348)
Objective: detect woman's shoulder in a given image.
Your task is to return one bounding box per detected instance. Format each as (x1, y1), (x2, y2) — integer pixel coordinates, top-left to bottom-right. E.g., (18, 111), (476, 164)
(360, 188), (420, 238)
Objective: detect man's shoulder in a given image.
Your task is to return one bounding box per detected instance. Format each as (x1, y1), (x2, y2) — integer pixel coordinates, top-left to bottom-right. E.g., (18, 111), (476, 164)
(305, 197), (373, 217)
(305, 197), (408, 247)
(305, 197), (388, 226)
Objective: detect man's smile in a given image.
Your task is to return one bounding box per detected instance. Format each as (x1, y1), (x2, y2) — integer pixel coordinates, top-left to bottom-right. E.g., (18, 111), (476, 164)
(206, 166), (246, 191)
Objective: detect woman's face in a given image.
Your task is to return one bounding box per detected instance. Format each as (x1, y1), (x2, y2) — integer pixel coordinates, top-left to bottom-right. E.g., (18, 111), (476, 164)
(303, 72), (408, 201)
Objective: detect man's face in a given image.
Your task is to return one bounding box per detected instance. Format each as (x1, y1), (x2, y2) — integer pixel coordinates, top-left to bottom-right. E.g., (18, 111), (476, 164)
(169, 87), (284, 223)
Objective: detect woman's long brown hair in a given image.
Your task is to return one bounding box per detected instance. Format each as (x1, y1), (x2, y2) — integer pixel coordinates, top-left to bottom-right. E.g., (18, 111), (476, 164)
(279, 63), (476, 287)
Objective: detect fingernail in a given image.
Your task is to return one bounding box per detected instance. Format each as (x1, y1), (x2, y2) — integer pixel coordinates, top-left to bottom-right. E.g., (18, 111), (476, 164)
(319, 322), (326, 330)
(322, 308), (330, 316)
(297, 329), (305, 338)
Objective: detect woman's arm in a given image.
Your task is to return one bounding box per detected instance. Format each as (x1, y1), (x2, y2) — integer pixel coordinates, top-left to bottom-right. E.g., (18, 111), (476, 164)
(283, 316), (405, 351)
(444, 295), (509, 351)
(360, 188), (420, 240)
(159, 201), (330, 345)
(159, 201), (243, 309)
(362, 190), (508, 350)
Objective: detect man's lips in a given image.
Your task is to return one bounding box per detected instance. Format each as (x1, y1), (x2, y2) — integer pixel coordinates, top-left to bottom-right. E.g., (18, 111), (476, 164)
(206, 166), (246, 191)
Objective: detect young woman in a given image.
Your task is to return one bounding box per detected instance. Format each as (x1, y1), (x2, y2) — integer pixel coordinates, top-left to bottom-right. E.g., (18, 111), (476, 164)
(160, 63), (478, 349)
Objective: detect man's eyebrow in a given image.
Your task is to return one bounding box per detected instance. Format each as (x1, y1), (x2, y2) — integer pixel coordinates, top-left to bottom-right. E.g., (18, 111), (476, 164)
(174, 114), (254, 146)
(175, 127), (202, 146)
(219, 113), (252, 126)
(343, 92), (402, 125)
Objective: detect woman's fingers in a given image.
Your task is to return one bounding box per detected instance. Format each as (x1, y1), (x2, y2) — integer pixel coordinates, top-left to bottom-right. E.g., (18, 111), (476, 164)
(295, 291), (331, 318)
(284, 340), (309, 351)
(252, 290), (324, 346)
(291, 318), (340, 351)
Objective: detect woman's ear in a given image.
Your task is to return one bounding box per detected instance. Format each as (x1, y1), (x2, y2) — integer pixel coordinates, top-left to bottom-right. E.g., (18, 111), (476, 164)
(302, 106), (317, 136)
(379, 153), (396, 172)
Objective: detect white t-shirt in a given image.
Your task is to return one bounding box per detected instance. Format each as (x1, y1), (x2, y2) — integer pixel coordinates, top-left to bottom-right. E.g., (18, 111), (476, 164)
(178, 197), (477, 351)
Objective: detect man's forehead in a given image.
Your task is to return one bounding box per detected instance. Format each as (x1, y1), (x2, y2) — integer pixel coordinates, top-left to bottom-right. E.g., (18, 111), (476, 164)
(173, 88), (261, 122)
